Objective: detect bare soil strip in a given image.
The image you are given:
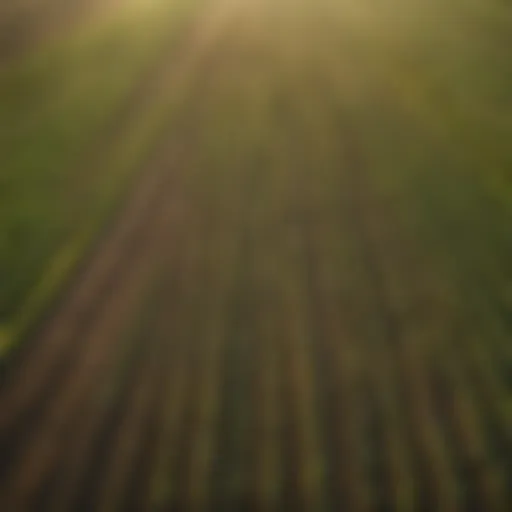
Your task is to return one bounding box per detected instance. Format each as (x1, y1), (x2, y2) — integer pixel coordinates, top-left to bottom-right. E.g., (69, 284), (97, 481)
(0, 2), (242, 509)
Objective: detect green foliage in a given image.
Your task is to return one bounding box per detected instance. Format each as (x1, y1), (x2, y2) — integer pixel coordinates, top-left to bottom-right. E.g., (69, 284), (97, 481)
(0, 0), (197, 355)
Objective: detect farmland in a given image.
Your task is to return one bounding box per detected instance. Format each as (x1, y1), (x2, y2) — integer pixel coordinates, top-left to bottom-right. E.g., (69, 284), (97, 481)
(0, 0), (511, 510)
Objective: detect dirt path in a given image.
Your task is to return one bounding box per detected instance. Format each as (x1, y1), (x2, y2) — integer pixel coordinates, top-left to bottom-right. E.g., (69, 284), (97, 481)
(0, 1), (243, 509)
(1, 0), (511, 510)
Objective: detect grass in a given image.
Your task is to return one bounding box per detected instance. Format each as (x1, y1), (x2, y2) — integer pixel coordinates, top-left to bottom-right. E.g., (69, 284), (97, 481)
(0, 0), (202, 357)
(1, 0), (512, 508)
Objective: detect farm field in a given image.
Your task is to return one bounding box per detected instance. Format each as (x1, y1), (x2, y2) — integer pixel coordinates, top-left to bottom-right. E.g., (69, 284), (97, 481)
(1, 0), (512, 510)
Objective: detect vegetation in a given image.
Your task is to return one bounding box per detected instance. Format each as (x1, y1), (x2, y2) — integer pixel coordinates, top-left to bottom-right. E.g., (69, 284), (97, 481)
(0, 0), (511, 510)
(0, 0), (200, 355)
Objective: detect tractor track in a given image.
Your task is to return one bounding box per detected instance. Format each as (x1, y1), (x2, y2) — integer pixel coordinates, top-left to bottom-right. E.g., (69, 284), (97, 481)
(0, 2), (244, 509)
